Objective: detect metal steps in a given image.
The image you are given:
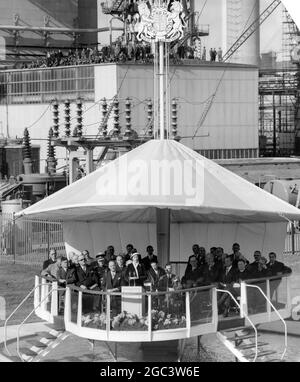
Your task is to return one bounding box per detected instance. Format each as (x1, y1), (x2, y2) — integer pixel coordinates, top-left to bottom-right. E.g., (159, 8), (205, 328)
(218, 324), (285, 362)
(17, 318), (69, 362)
(244, 350), (278, 360)
(234, 333), (261, 341)
(237, 342), (269, 350)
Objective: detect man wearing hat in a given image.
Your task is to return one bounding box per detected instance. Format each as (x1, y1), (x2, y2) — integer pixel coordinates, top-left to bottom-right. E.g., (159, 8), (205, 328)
(94, 252), (108, 288)
(125, 252), (147, 287)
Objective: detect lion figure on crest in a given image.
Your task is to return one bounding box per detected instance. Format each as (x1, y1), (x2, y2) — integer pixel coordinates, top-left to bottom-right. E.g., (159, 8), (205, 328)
(137, 1), (153, 41)
(168, 0), (186, 40)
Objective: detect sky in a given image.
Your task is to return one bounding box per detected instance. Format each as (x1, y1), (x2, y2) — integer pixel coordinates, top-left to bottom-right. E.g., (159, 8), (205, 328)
(195, 0), (283, 55)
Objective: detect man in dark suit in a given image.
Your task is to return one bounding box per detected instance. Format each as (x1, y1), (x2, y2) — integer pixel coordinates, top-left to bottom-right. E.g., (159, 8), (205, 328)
(141, 246), (158, 271)
(125, 252), (147, 286)
(75, 254), (100, 312)
(105, 245), (116, 263)
(248, 257), (272, 279)
(82, 249), (97, 267)
(248, 250), (262, 274)
(103, 260), (124, 315)
(218, 255), (238, 317)
(267, 252), (292, 276)
(267, 252), (292, 301)
(230, 243), (249, 269)
(124, 244), (134, 263)
(55, 257), (70, 313)
(75, 255), (98, 290)
(116, 254), (127, 278)
(163, 263), (181, 290)
(42, 249), (57, 270)
(236, 259), (251, 281)
(202, 254), (220, 285)
(102, 260), (123, 292)
(187, 244), (206, 266)
(93, 253), (107, 288)
(146, 259), (166, 291)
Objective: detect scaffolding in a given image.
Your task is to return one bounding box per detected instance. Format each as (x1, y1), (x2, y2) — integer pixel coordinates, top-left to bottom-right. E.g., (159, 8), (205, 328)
(259, 5), (299, 157)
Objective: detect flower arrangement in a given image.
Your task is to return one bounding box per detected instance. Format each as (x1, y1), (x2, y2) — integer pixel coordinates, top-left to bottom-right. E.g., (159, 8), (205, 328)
(151, 310), (186, 331)
(111, 311), (148, 331)
(82, 312), (106, 329)
(81, 310), (186, 332)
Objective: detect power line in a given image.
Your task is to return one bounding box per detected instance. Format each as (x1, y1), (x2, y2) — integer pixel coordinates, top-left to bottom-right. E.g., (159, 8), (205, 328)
(25, 102), (53, 130)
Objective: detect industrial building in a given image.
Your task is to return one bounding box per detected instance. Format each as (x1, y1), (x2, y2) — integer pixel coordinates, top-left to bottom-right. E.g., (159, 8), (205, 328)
(0, 0), (299, 196)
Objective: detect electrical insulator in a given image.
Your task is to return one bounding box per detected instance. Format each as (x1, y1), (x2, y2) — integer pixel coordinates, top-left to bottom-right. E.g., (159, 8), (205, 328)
(147, 99), (153, 137)
(23, 128), (32, 159)
(47, 127), (55, 157)
(171, 99), (178, 139)
(112, 98), (120, 137)
(76, 98), (83, 137)
(124, 98), (132, 137)
(100, 98), (108, 138)
(64, 99), (71, 137)
(52, 100), (59, 138)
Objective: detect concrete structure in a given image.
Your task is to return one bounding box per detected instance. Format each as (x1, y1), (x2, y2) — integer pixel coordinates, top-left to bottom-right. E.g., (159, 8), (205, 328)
(0, 0), (98, 65)
(223, 0), (260, 66)
(0, 61), (259, 168)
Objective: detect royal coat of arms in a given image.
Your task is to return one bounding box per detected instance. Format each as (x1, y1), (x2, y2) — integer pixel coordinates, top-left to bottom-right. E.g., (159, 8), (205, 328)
(137, 0), (187, 43)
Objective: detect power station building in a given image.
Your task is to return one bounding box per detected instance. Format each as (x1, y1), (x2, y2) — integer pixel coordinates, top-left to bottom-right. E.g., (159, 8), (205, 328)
(0, 60), (259, 173)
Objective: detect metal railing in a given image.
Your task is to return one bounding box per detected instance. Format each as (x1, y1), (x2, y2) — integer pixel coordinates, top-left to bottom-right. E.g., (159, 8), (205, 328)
(16, 285), (65, 362)
(65, 283), (217, 341)
(4, 282), (43, 356)
(4, 275), (60, 356)
(0, 213), (65, 265)
(216, 288), (258, 362)
(244, 283), (288, 360)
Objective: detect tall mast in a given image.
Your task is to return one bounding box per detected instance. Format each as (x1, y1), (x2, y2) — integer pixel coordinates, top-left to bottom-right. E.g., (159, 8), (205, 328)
(137, 0), (186, 140)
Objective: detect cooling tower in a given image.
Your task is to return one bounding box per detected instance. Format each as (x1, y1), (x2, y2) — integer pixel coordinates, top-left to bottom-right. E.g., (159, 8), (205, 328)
(223, 0), (260, 66)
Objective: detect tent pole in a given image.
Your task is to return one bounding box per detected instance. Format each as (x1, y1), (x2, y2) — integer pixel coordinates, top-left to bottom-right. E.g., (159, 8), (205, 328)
(156, 208), (170, 267)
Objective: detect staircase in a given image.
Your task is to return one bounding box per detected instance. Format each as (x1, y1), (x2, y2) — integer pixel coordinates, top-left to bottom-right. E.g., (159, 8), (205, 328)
(101, 0), (125, 15)
(215, 284), (288, 362)
(3, 316), (69, 362)
(19, 317), (69, 362)
(217, 324), (283, 362)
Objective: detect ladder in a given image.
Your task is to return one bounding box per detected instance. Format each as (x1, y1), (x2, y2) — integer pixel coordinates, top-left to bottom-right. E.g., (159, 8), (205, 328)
(96, 94), (118, 139)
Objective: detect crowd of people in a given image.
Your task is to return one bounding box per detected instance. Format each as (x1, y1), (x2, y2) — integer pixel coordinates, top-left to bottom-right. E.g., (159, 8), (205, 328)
(41, 242), (292, 317)
(20, 39), (223, 70)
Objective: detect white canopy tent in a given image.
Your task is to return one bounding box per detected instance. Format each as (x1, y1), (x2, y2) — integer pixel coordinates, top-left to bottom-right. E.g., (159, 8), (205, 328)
(18, 140), (300, 264)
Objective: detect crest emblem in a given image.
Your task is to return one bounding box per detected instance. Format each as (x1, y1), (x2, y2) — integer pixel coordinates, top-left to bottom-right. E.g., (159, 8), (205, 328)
(137, 0), (186, 43)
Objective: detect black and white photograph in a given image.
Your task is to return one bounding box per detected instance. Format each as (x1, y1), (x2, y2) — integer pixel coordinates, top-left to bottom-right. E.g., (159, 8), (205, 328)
(0, 0), (300, 367)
